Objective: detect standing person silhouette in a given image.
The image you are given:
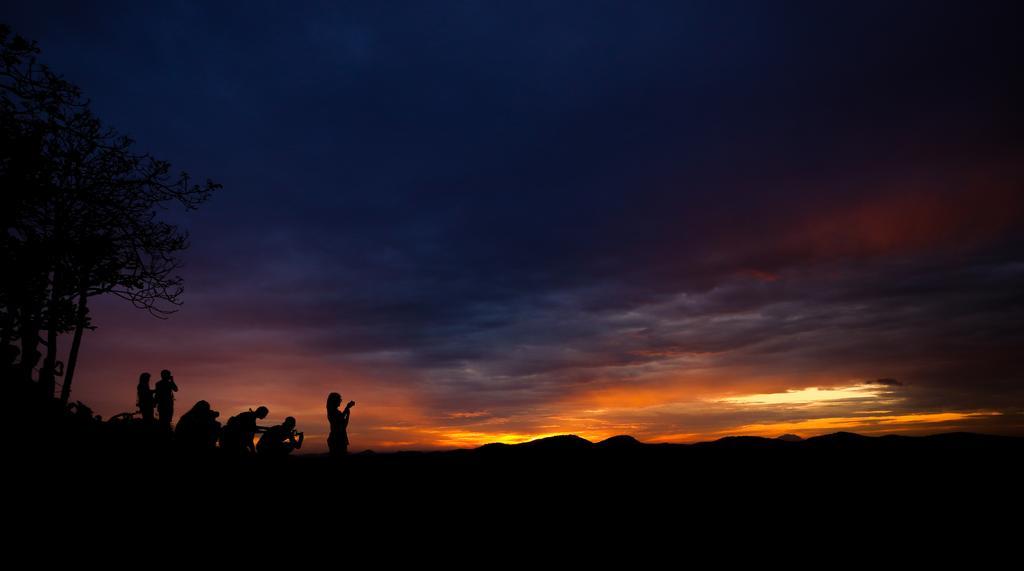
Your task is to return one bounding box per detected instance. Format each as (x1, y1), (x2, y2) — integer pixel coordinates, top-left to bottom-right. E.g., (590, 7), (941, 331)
(136, 372), (155, 423)
(153, 369), (178, 429)
(327, 392), (355, 458)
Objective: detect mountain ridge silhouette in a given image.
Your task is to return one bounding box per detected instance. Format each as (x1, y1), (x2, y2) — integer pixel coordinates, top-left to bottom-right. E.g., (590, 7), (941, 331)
(345, 430), (1022, 455)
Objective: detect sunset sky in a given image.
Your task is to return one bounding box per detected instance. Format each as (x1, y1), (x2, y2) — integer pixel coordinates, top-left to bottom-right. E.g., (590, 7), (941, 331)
(7, 1), (1023, 451)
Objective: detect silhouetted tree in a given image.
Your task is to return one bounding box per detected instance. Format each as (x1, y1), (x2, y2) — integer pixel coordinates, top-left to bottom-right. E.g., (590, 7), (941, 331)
(0, 25), (220, 403)
(1, 25), (78, 389)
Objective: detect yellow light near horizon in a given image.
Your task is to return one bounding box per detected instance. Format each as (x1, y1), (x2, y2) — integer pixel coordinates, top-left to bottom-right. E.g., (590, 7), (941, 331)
(717, 383), (887, 406)
(432, 430), (566, 448)
(723, 411), (1001, 437)
(415, 427), (627, 449)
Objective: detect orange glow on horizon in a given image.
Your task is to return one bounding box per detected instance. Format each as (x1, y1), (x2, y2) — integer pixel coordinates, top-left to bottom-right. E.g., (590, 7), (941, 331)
(70, 317), (1017, 453)
(406, 411), (1004, 449)
(710, 411), (1003, 439)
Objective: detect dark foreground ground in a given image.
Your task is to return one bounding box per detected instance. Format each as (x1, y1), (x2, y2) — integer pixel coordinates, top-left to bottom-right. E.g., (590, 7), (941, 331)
(6, 373), (1021, 552)
(12, 407), (1024, 556)
(22, 424), (1024, 504)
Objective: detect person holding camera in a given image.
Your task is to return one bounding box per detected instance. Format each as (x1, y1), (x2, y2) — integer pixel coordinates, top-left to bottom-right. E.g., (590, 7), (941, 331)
(256, 416), (303, 457)
(153, 369), (178, 429)
(175, 400), (222, 451)
(221, 405), (270, 455)
(326, 392), (355, 458)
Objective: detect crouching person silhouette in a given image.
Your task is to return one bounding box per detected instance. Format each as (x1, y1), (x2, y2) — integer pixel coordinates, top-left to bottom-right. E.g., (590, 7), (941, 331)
(175, 400), (221, 452)
(256, 416), (303, 458)
(327, 393), (354, 458)
(220, 406), (270, 456)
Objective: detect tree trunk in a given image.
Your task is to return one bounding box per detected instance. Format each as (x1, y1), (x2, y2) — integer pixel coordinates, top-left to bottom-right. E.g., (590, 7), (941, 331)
(41, 270), (60, 398)
(18, 309), (39, 384)
(60, 287), (88, 406)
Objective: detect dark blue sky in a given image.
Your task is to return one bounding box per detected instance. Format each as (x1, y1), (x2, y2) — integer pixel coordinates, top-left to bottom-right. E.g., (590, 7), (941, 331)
(7, 1), (1023, 448)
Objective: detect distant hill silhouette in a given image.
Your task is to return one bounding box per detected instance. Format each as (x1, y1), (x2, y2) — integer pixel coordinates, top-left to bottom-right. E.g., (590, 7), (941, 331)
(596, 435), (643, 449)
(450, 431), (1022, 456)
(516, 433), (593, 451)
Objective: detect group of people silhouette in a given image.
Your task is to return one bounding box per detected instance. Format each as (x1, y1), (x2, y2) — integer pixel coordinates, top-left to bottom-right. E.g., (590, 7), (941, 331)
(134, 369), (354, 458)
(136, 370), (177, 429)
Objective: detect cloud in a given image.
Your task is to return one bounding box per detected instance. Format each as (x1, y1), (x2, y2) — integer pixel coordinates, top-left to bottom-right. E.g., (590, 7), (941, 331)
(867, 379), (903, 387)
(9, 1), (1023, 448)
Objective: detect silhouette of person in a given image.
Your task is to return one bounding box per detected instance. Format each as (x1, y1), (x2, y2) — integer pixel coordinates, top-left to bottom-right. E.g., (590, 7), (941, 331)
(327, 393), (355, 458)
(256, 416), (304, 457)
(175, 400), (222, 451)
(153, 369), (178, 429)
(220, 406), (270, 455)
(136, 372), (155, 423)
